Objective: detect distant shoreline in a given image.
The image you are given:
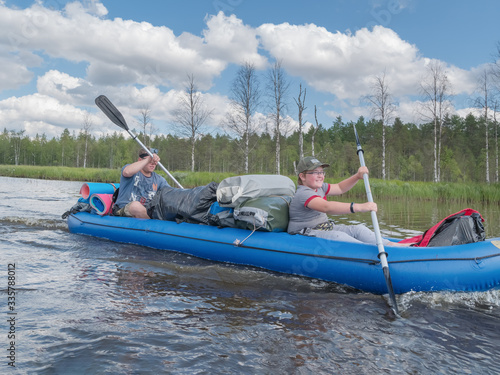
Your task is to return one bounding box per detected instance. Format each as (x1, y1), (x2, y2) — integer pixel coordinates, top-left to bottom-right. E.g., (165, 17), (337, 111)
(1, 164), (499, 203)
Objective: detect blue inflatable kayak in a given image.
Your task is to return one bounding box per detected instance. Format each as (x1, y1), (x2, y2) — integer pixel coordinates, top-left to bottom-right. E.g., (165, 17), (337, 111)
(67, 212), (500, 295)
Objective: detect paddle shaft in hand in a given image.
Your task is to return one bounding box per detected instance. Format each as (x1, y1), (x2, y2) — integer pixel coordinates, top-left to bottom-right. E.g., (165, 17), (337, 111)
(95, 95), (184, 189)
(353, 124), (399, 314)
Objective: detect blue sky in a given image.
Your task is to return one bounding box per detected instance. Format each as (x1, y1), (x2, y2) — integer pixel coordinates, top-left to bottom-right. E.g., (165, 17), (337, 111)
(1, 0), (499, 138)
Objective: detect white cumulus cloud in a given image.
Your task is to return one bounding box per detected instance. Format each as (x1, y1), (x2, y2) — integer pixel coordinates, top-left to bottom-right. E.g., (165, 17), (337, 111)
(0, 1), (488, 137)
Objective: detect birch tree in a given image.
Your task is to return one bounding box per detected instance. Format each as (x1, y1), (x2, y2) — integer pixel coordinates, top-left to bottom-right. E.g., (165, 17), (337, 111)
(493, 100), (499, 182)
(174, 74), (213, 172)
(267, 60), (289, 175)
(418, 61), (452, 182)
(225, 62), (261, 173)
(366, 72), (395, 180)
(312, 105), (321, 157)
(294, 84), (307, 159)
(81, 113), (93, 169)
(10, 130), (24, 165)
(490, 45), (500, 182)
(474, 68), (494, 183)
(138, 105), (154, 148)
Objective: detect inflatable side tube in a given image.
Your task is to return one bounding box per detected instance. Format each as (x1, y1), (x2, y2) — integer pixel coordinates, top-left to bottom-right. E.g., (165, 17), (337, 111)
(80, 182), (119, 199)
(89, 193), (114, 216)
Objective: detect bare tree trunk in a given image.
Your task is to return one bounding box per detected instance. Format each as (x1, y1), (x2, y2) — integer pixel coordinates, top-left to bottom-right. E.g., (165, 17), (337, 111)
(81, 113), (93, 169)
(174, 74), (213, 173)
(84, 137), (88, 168)
(437, 116), (442, 182)
(475, 69), (493, 183)
(191, 137), (195, 173)
(486, 112), (490, 184)
(382, 120), (386, 180)
(485, 79), (490, 184)
(492, 44), (500, 181)
(312, 106), (320, 157)
(138, 105), (153, 148)
(190, 95), (196, 173)
(294, 83), (307, 159)
(275, 131), (280, 175)
(494, 102), (499, 183)
(10, 130), (24, 166)
(245, 130), (249, 173)
(433, 117), (438, 182)
(418, 61), (452, 183)
(224, 62), (261, 174)
(267, 60), (289, 175)
(366, 72), (395, 180)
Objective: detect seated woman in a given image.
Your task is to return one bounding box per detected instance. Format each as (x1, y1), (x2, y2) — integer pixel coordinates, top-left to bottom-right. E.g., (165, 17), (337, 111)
(288, 156), (404, 246)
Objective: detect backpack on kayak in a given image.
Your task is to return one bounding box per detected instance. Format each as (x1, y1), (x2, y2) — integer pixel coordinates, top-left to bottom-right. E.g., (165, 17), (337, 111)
(62, 197), (92, 219)
(400, 208), (485, 247)
(216, 174), (295, 207)
(207, 202), (236, 228)
(233, 195), (292, 232)
(146, 182), (218, 224)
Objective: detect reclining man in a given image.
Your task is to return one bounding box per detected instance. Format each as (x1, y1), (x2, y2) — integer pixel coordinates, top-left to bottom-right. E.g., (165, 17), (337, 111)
(113, 148), (169, 219)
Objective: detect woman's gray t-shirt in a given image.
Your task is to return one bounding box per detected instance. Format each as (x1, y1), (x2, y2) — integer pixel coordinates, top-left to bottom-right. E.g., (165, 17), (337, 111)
(287, 183), (330, 234)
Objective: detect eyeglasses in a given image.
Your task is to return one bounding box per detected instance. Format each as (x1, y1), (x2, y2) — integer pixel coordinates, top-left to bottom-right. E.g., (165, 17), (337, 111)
(305, 171), (326, 176)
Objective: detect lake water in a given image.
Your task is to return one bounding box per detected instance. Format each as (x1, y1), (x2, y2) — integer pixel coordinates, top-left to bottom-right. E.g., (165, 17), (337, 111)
(2, 176), (500, 374)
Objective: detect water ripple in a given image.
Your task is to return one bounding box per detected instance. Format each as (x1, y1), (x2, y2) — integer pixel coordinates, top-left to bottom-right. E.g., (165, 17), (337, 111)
(3, 177), (500, 374)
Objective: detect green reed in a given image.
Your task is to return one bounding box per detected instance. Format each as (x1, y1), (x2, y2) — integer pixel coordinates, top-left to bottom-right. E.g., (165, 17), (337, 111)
(1, 165), (499, 204)
(0, 165), (121, 182)
(337, 179), (500, 203)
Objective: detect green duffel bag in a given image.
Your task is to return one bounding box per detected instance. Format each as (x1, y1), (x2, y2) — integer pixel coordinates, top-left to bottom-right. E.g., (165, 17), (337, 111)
(233, 195), (292, 232)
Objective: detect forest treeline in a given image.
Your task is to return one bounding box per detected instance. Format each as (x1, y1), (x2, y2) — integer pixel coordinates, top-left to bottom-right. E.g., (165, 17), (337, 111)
(1, 111), (498, 184)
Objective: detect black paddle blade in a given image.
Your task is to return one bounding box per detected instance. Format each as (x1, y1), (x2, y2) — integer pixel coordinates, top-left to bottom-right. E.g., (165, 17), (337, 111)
(383, 266), (399, 315)
(353, 124), (361, 147)
(95, 95), (129, 131)
(353, 124), (364, 156)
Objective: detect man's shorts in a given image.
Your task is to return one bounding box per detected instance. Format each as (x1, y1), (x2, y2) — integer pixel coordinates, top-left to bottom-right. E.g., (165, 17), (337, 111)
(112, 202), (134, 217)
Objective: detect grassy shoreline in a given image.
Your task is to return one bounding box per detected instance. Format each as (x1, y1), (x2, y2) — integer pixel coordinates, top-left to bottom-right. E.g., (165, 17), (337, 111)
(1, 164), (499, 203)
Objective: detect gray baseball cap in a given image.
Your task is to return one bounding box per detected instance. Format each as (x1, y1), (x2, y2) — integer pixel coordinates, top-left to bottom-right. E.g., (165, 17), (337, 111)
(297, 156), (329, 174)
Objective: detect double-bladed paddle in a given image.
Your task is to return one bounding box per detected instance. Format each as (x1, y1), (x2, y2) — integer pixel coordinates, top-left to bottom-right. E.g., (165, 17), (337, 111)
(95, 95), (183, 189)
(353, 124), (399, 315)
